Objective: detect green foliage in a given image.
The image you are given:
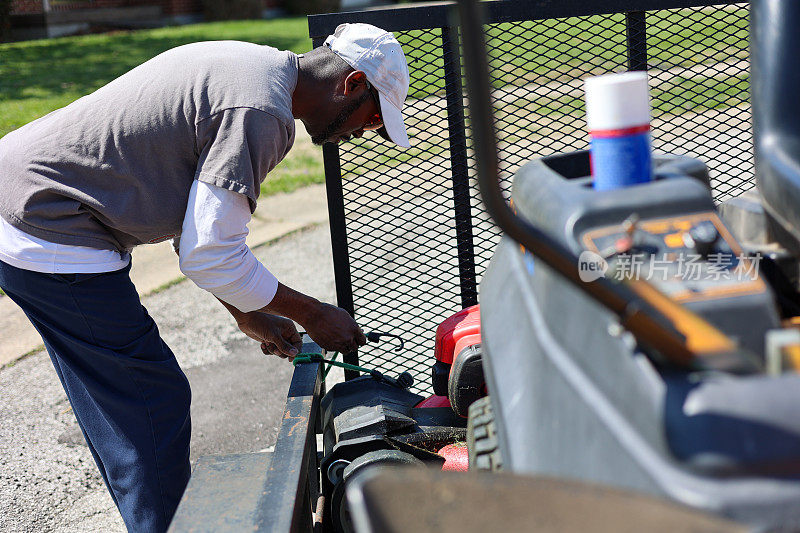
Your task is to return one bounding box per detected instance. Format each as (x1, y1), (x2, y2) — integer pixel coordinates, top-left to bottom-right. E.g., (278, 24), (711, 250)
(0, 18), (312, 137)
(0, 8), (751, 194)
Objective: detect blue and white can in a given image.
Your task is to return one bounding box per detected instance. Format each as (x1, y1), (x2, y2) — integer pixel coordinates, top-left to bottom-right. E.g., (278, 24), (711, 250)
(584, 72), (653, 191)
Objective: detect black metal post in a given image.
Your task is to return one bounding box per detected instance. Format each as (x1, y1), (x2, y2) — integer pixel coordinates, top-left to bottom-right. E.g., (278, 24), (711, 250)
(314, 35), (356, 320)
(314, 32), (360, 377)
(321, 143), (355, 318)
(321, 143), (361, 379)
(625, 11), (648, 71)
(442, 25), (479, 308)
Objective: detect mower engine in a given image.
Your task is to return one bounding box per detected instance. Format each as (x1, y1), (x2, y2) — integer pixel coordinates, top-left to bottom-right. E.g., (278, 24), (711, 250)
(428, 304), (485, 417)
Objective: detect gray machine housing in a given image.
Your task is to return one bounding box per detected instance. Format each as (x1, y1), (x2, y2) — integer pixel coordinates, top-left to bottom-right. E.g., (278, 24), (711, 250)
(478, 1), (800, 526)
(480, 151), (800, 530)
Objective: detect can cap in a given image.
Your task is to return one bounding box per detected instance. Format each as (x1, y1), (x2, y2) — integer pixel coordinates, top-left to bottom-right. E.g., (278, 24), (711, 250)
(585, 71), (650, 131)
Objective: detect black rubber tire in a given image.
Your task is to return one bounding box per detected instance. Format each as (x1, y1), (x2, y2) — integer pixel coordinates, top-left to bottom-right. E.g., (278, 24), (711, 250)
(343, 449), (424, 481)
(331, 450), (423, 533)
(448, 343), (485, 418)
(467, 396), (503, 471)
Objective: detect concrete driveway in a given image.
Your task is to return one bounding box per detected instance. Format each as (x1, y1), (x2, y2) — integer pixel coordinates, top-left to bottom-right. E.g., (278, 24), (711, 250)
(0, 223), (336, 532)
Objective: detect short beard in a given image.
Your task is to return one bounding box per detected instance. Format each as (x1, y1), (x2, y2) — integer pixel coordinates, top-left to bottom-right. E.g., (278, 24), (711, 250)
(311, 91), (371, 146)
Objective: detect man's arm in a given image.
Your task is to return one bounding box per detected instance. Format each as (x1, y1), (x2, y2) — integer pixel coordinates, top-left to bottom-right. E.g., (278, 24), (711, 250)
(255, 282), (366, 354)
(217, 284), (366, 357)
(177, 180), (366, 356)
(174, 230), (305, 359)
(215, 296), (302, 359)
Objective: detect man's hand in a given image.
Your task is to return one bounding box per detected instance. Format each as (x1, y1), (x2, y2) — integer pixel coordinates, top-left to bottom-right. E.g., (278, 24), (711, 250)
(219, 283), (366, 356)
(236, 312), (302, 360)
(303, 302), (367, 354)
(258, 283), (367, 354)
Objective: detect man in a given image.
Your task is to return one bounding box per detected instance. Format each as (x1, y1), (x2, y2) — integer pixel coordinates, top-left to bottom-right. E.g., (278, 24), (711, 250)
(0, 23), (410, 532)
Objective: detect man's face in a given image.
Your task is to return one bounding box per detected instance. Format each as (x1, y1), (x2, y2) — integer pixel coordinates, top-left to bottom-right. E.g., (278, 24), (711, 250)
(306, 72), (383, 146)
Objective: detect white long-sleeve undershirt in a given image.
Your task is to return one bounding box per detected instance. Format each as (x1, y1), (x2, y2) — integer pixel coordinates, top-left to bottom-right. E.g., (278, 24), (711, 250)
(178, 180), (278, 312)
(0, 217), (131, 273)
(0, 180), (278, 313)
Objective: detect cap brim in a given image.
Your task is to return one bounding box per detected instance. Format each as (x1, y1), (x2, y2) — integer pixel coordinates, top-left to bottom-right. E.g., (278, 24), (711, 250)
(377, 92), (410, 148)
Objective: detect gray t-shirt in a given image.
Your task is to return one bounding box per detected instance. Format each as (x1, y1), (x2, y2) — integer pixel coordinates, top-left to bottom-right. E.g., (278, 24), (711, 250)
(0, 41), (298, 252)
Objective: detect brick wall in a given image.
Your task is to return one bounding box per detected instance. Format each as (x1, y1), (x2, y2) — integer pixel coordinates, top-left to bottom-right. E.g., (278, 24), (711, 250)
(51, 1), (151, 11)
(161, 0), (201, 16)
(10, 0), (43, 14)
(11, 0), (281, 16)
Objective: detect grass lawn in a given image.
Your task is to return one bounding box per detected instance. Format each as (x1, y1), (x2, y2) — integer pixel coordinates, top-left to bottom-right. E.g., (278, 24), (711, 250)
(0, 8), (749, 194)
(0, 17), (325, 197)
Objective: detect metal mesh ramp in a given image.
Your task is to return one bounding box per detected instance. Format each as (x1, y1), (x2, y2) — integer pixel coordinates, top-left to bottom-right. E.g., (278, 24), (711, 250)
(309, 1), (750, 393)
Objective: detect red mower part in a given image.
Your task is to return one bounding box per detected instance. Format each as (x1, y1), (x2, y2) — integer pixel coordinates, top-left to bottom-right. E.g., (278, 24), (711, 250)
(415, 395), (451, 408)
(438, 442), (469, 472)
(434, 304), (481, 365)
(453, 334), (481, 362)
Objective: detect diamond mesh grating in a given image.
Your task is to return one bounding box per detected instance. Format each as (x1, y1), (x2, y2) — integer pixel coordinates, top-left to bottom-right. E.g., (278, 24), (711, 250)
(329, 4), (752, 393)
(647, 6), (752, 202)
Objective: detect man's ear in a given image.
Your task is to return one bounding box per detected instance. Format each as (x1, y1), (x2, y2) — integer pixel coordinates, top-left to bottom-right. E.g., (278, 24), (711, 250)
(343, 70), (368, 95)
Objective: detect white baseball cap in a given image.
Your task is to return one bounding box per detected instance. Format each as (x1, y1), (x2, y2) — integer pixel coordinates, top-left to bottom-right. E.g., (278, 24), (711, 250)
(324, 23), (411, 148)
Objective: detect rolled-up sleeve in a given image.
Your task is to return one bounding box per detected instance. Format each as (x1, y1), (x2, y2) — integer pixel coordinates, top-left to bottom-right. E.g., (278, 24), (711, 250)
(179, 179), (278, 313)
(194, 107), (293, 212)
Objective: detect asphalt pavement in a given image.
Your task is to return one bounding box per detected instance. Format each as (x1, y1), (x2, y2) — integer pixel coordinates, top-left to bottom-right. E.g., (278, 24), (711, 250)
(0, 222), (338, 532)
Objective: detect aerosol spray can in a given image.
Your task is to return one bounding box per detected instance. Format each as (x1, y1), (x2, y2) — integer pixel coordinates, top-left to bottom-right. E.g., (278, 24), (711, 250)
(584, 71), (653, 191)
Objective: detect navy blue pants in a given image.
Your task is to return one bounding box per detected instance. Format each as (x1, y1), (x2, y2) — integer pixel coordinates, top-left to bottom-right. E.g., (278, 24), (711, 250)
(0, 259), (191, 532)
